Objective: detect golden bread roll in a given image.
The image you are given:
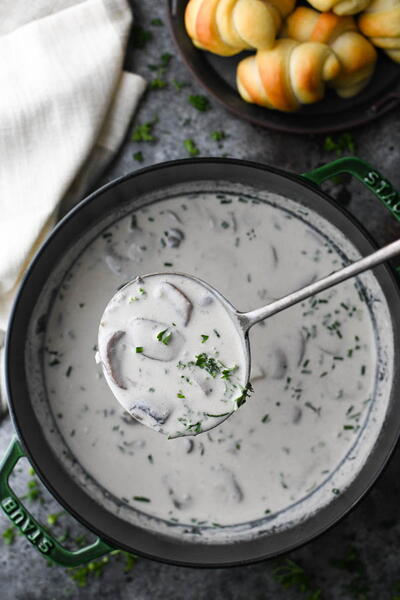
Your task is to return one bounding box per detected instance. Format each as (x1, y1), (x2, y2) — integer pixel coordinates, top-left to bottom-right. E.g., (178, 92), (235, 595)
(236, 39), (341, 111)
(185, 0), (296, 56)
(283, 7), (377, 97)
(305, 0), (371, 16)
(359, 0), (400, 62)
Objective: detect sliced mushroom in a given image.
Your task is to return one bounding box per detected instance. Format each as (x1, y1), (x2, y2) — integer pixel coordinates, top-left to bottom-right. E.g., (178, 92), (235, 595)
(190, 368), (214, 396)
(292, 406), (303, 424)
(104, 330), (127, 389)
(250, 363), (266, 383)
(213, 467), (244, 503)
(165, 228), (184, 248)
(198, 293), (214, 307)
(131, 318), (184, 361)
(164, 475), (193, 510)
(129, 399), (171, 426)
(104, 247), (130, 276)
(158, 282), (193, 326)
(265, 348), (288, 380)
(184, 438), (195, 453)
(165, 209), (183, 224)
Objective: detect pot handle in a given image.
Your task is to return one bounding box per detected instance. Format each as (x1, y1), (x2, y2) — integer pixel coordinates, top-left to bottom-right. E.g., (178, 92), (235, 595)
(301, 157), (400, 222)
(0, 436), (114, 567)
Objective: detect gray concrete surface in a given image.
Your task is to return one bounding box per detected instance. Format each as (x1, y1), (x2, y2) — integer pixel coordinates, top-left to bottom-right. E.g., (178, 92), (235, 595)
(1, 0), (400, 598)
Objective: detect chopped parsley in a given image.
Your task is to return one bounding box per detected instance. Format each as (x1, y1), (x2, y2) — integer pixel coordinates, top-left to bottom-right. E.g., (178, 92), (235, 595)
(262, 414), (271, 424)
(187, 422), (202, 433)
(331, 545), (370, 598)
(323, 132), (356, 156)
(135, 347), (144, 353)
(160, 52), (173, 67)
(211, 130), (226, 141)
(47, 511), (64, 526)
(132, 121), (156, 142)
(69, 551), (137, 586)
(177, 392), (185, 399)
(188, 94), (211, 112)
(221, 366), (237, 379)
(183, 138), (199, 156)
(235, 382), (253, 408)
(204, 412), (230, 418)
(149, 77), (167, 90)
(272, 558), (322, 598)
(195, 353), (221, 377)
(133, 496), (151, 503)
(132, 25), (152, 49)
(172, 79), (187, 90)
(2, 526), (16, 545)
(23, 479), (42, 502)
(201, 334), (209, 343)
(148, 53), (173, 90)
(157, 329), (172, 345)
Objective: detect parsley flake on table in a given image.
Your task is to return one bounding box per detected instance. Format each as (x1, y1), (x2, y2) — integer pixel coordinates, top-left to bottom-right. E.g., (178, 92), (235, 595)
(211, 130), (226, 141)
(132, 121), (156, 142)
(2, 526), (16, 545)
(183, 138), (199, 156)
(149, 77), (167, 90)
(272, 558), (322, 598)
(132, 26), (152, 49)
(323, 132), (356, 156)
(188, 94), (211, 112)
(172, 79), (188, 90)
(133, 151), (144, 163)
(160, 52), (173, 67)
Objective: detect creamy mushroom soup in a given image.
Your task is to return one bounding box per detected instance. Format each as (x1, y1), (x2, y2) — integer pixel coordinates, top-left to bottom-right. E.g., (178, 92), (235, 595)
(97, 274), (249, 438)
(31, 184), (393, 542)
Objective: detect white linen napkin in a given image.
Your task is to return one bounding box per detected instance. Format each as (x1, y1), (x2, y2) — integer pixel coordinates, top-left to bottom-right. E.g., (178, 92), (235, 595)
(0, 0), (147, 416)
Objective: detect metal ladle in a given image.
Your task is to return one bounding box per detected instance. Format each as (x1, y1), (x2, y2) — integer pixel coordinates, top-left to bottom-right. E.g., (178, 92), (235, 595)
(100, 239), (400, 437)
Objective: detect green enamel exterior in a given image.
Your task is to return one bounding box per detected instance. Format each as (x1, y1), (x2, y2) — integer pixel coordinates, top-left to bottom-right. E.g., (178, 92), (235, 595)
(302, 157), (400, 221)
(0, 436), (114, 567)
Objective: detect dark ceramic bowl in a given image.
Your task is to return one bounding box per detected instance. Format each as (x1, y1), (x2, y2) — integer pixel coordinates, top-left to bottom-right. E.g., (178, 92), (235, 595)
(167, 0), (400, 134)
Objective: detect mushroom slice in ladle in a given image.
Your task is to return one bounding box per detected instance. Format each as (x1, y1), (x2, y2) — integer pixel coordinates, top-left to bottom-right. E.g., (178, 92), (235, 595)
(157, 281), (193, 326)
(103, 330), (127, 389)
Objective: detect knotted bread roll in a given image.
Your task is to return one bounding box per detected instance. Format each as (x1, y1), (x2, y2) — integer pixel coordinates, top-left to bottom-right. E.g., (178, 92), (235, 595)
(306, 0), (372, 16)
(359, 0), (400, 62)
(283, 7), (377, 97)
(185, 0), (296, 56)
(236, 39), (341, 111)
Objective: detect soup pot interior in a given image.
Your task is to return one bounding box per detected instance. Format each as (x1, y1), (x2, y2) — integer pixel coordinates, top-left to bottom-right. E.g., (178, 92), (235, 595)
(5, 159), (400, 566)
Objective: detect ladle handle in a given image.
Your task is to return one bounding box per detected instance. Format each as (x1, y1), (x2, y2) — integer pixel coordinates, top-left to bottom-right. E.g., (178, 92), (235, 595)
(241, 238), (400, 329)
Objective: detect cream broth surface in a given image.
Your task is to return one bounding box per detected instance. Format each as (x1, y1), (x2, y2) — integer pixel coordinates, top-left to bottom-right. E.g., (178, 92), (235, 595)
(40, 187), (393, 541)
